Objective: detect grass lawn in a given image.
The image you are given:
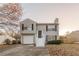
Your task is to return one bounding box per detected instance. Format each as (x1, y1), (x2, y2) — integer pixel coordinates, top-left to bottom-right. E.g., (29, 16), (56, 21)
(47, 44), (79, 56)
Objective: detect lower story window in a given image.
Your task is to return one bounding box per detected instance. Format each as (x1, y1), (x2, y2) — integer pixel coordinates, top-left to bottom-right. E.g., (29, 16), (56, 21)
(55, 35), (57, 40)
(46, 35), (57, 41)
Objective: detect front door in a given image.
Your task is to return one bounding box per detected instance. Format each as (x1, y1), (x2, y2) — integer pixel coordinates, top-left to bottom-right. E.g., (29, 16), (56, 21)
(36, 30), (45, 47)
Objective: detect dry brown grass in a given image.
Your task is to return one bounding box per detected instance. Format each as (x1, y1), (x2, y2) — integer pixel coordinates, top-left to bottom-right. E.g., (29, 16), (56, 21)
(0, 45), (10, 48)
(0, 44), (18, 52)
(60, 36), (75, 44)
(47, 44), (79, 56)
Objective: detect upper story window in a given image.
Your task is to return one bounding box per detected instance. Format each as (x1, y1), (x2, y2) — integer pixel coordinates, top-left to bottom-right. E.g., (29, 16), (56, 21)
(22, 24), (24, 30)
(32, 24), (34, 30)
(22, 24), (34, 31)
(46, 25), (57, 31)
(46, 25), (48, 31)
(55, 25), (57, 31)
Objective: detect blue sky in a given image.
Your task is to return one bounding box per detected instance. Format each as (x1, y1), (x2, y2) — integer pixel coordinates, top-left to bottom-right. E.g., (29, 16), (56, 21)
(21, 3), (79, 35)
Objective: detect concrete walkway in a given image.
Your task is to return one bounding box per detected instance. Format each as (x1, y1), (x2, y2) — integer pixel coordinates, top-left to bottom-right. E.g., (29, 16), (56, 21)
(0, 45), (49, 56)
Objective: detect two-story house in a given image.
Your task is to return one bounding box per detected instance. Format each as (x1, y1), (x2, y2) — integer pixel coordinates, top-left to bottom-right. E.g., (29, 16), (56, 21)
(20, 18), (59, 47)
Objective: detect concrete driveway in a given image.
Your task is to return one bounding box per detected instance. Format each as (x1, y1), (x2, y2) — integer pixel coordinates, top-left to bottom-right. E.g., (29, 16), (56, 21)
(0, 45), (49, 56)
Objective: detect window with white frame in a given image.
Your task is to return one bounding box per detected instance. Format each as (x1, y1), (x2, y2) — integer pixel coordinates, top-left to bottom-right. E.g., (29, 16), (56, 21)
(22, 24), (34, 31)
(46, 25), (57, 31)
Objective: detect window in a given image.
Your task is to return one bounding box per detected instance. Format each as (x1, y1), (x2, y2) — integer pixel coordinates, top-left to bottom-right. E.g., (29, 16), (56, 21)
(55, 35), (57, 40)
(55, 25), (57, 31)
(46, 25), (48, 31)
(38, 31), (42, 38)
(46, 35), (48, 41)
(22, 24), (24, 30)
(47, 25), (55, 31)
(46, 35), (56, 41)
(32, 24), (34, 30)
(46, 25), (57, 31)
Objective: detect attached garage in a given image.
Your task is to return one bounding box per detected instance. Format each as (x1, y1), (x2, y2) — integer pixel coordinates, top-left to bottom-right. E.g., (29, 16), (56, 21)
(22, 35), (34, 44)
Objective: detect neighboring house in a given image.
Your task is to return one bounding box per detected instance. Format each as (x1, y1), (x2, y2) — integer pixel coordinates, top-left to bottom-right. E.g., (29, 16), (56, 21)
(20, 18), (59, 47)
(66, 30), (79, 42)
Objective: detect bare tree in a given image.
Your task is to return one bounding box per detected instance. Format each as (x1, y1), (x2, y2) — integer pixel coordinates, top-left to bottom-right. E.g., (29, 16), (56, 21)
(0, 3), (22, 21)
(0, 3), (22, 36)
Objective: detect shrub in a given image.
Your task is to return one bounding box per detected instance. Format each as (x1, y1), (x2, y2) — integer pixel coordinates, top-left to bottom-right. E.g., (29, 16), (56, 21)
(4, 39), (11, 45)
(12, 33), (21, 44)
(13, 34), (21, 40)
(47, 40), (62, 44)
(18, 40), (21, 44)
(12, 40), (16, 44)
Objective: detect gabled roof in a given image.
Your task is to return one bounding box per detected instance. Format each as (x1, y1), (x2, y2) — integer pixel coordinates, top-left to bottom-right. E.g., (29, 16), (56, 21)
(21, 18), (37, 23)
(20, 18), (59, 25)
(37, 23), (58, 25)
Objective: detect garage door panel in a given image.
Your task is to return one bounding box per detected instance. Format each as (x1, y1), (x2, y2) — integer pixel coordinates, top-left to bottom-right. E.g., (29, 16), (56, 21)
(23, 35), (34, 44)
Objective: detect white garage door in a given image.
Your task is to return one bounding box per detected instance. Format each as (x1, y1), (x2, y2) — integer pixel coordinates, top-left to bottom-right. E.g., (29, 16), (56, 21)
(23, 35), (34, 44)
